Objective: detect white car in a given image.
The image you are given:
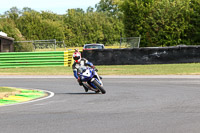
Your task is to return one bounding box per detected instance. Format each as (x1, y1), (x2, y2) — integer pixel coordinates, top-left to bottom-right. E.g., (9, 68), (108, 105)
(83, 44), (105, 50)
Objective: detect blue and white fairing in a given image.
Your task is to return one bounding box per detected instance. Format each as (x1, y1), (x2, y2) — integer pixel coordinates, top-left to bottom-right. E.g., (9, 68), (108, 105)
(79, 66), (94, 82)
(78, 66), (103, 90)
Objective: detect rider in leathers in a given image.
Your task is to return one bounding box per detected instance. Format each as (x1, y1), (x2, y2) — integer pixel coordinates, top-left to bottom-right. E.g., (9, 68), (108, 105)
(72, 49), (97, 92)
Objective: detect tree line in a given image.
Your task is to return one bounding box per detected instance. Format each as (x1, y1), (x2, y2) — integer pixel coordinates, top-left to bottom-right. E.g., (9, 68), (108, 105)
(0, 0), (200, 51)
(0, 1), (124, 51)
(121, 0), (200, 47)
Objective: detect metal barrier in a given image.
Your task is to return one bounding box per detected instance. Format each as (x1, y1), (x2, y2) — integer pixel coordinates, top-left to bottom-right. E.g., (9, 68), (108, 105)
(0, 51), (75, 68)
(14, 39), (66, 51)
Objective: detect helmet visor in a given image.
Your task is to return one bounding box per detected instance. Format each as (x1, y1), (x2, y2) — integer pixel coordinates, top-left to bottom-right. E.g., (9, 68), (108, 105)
(73, 56), (80, 60)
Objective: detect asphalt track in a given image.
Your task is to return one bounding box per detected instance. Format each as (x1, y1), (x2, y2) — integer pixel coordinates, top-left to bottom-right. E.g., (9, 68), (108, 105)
(0, 76), (200, 133)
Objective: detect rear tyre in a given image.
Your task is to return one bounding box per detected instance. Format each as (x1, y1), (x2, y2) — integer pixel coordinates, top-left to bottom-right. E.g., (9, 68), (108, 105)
(92, 80), (106, 94)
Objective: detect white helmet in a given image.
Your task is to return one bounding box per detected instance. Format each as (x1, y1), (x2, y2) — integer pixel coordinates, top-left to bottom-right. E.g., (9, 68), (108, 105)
(73, 51), (81, 63)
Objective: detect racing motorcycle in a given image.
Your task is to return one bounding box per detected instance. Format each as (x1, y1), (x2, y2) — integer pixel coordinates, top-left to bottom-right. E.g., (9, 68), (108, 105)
(78, 66), (106, 94)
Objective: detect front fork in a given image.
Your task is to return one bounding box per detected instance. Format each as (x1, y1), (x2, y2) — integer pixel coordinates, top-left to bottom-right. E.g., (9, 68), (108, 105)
(91, 71), (103, 86)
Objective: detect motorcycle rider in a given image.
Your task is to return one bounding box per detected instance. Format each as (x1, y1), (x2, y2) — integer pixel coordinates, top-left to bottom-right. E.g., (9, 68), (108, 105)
(72, 49), (99, 92)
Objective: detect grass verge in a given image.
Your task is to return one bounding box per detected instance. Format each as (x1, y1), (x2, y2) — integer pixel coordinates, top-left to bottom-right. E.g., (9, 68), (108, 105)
(0, 87), (20, 99)
(0, 87), (17, 92)
(0, 63), (199, 75)
(0, 87), (46, 105)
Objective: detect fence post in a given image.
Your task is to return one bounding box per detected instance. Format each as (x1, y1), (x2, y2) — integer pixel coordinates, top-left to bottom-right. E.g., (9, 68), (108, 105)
(63, 40), (66, 51)
(33, 40), (36, 51)
(138, 35), (141, 48)
(54, 39), (56, 51)
(120, 37), (122, 48)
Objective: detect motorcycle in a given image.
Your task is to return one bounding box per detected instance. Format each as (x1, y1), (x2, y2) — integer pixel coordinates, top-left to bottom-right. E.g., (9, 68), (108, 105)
(78, 66), (106, 94)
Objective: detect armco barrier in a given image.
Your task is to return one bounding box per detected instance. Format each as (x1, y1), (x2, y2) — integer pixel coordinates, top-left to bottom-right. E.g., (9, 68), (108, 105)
(0, 51), (75, 68)
(2, 46), (199, 67)
(82, 46), (200, 65)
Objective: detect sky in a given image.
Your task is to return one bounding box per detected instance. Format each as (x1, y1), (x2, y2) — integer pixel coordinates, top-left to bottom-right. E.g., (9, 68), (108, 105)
(0, 0), (101, 15)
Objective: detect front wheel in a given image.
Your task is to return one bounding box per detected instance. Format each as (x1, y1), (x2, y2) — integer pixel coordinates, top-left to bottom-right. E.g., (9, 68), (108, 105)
(92, 80), (106, 94)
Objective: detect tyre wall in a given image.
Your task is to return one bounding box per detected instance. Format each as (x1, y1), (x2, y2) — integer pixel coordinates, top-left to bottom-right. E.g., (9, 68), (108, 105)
(82, 46), (200, 65)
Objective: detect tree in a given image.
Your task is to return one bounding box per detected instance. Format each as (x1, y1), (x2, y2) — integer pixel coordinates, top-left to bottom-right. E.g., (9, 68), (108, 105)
(120, 0), (193, 47)
(145, 0), (191, 46)
(0, 5), (124, 49)
(0, 18), (23, 41)
(4, 7), (21, 22)
(40, 11), (64, 21)
(17, 11), (65, 41)
(187, 0), (200, 45)
(22, 7), (35, 13)
(95, 0), (122, 18)
(87, 6), (94, 13)
(121, 0), (150, 46)
(64, 9), (124, 46)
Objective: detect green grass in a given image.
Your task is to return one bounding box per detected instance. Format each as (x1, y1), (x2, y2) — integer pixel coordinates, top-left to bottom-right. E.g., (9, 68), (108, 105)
(0, 87), (16, 92)
(0, 63), (199, 75)
(98, 63), (200, 75)
(0, 66), (73, 75)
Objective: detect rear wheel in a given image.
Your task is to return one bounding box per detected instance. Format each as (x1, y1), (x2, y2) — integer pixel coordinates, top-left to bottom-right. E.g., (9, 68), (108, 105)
(92, 80), (106, 94)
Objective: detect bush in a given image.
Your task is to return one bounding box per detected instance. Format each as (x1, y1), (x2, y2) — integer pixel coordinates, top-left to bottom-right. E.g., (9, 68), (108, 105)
(14, 42), (34, 52)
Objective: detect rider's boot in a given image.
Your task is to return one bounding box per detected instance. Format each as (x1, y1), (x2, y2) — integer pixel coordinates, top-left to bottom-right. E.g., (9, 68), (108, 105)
(95, 90), (100, 93)
(83, 85), (88, 92)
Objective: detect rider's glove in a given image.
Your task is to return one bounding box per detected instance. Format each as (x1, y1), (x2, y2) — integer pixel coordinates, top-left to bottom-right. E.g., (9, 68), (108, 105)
(92, 66), (98, 72)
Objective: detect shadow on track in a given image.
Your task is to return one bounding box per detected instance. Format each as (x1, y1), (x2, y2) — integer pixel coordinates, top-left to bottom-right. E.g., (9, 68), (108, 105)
(56, 92), (100, 95)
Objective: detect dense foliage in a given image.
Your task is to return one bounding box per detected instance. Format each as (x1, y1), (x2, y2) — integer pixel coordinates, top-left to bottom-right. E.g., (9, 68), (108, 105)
(0, 2), (124, 51)
(0, 0), (200, 51)
(120, 0), (200, 47)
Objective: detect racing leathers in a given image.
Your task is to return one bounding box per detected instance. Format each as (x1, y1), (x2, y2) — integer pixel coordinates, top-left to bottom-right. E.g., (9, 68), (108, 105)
(72, 58), (95, 83)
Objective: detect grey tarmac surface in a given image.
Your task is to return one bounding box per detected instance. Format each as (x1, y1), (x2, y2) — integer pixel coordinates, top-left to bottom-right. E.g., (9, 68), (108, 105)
(0, 76), (200, 133)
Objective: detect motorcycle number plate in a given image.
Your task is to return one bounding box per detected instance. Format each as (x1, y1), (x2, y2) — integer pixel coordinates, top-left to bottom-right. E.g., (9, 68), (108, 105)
(82, 69), (91, 77)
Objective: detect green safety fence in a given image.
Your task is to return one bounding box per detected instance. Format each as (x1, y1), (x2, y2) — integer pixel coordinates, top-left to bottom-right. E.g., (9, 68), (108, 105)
(0, 51), (75, 68)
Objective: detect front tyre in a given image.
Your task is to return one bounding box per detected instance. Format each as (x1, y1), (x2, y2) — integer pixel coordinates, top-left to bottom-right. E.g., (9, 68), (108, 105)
(92, 80), (106, 94)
